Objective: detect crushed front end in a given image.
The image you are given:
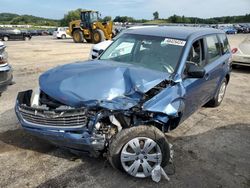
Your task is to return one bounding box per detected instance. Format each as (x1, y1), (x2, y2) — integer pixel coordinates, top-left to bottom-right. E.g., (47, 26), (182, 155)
(15, 90), (109, 157)
(15, 61), (184, 157)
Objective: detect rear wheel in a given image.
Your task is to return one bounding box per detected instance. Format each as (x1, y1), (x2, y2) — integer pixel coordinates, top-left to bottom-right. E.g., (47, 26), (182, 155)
(206, 78), (227, 107)
(92, 29), (105, 44)
(3, 36), (9, 41)
(108, 126), (170, 178)
(73, 29), (84, 43)
(61, 34), (66, 39)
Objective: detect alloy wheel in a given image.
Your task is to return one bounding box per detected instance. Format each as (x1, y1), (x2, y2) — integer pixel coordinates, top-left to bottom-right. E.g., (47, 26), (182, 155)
(218, 81), (226, 103)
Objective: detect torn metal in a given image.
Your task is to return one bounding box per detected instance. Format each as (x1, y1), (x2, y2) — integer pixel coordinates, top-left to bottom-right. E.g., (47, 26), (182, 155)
(39, 60), (169, 110)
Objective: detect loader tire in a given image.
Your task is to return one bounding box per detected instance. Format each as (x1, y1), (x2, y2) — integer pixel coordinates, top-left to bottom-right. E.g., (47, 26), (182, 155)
(73, 29), (84, 43)
(92, 29), (105, 44)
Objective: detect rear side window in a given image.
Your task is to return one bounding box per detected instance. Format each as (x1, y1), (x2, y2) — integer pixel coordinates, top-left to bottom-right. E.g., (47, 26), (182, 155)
(206, 35), (221, 63)
(218, 34), (230, 54)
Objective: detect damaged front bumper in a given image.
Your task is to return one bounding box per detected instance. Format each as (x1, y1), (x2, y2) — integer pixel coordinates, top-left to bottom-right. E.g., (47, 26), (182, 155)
(15, 90), (106, 157)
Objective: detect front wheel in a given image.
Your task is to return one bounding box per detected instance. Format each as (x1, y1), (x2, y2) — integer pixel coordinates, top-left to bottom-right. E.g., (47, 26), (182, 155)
(206, 78), (227, 107)
(92, 29), (105, 44)
(108, 126), (170, 178)
(73, 29), (83, 43)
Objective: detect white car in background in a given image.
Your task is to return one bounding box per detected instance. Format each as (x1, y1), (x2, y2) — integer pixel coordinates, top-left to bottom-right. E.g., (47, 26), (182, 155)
(89, 26), (157, 59)
(232, 36), (250, 66)
(53, 27), (71, 39)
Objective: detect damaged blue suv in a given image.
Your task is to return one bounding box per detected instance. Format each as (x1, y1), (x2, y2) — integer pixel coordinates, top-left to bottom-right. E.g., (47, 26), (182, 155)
(15, 26), (231, 178)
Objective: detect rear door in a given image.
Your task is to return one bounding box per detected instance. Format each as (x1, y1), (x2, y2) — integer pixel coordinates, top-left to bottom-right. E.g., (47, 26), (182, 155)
(203, 34), (229, 100)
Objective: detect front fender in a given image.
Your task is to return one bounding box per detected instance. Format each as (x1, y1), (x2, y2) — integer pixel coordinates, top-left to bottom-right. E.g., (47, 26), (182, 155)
(143, 82), (185, 117)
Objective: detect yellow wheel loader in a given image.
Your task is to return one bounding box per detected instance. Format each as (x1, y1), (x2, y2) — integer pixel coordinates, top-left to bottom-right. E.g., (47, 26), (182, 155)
(68, 10), (113, 44)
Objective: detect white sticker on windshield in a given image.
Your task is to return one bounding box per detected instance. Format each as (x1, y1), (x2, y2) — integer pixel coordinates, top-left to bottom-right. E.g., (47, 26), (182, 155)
(163, 38), (186, 46)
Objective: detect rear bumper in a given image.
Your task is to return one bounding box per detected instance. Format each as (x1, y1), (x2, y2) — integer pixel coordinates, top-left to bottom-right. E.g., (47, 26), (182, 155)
(15, 90), (105, 157)
(0, 64), (13, 93)
(232, 54), (250, 66)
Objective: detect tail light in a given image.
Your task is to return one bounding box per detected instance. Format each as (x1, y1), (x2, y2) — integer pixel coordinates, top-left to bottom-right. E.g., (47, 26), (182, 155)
(0, 48), (8, 65)
(231, 48), (238, 54)
(0, 56), (7, 65)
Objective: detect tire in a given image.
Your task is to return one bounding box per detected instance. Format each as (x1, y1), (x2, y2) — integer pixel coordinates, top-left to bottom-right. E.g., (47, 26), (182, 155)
(24, 36), (29, 41)
(206, 78), (227, 107)
(108, 125), (170, 178)
(61, 34), (66, 39)
(73, 29), (83, 43)
(3, 36), (9, 41)
(92, 29), (105, 44)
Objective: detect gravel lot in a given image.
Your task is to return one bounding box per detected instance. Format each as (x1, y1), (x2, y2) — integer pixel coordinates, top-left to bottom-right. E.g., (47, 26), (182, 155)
(0, 35), (249, 188)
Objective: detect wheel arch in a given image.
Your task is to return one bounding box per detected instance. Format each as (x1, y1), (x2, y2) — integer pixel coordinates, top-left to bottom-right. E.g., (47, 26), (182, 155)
(225, 74), (230, 84)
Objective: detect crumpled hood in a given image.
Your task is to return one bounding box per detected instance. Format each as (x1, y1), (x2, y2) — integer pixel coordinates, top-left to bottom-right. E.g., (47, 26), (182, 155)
(39, 60), (168, 110)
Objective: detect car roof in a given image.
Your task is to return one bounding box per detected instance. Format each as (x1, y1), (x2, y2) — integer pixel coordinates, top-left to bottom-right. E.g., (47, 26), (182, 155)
(124, 26), (225, 40)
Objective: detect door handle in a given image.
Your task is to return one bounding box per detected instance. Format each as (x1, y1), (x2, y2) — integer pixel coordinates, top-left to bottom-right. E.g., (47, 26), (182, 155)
(204, 73), (209, 80)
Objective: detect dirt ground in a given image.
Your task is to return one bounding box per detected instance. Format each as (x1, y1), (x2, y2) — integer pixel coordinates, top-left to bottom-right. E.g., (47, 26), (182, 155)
(0, 35), (249, 188)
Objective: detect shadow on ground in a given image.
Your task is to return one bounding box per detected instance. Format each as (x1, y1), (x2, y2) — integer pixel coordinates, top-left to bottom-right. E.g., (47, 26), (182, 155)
(232, 65), (250, 73)
(0, 122), (249, 188)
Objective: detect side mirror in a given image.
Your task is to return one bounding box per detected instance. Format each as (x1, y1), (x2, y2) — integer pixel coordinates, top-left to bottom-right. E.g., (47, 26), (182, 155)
(186, 63), (205, 78)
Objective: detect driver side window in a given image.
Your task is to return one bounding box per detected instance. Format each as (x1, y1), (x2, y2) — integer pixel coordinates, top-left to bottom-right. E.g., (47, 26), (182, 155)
(184, 39), (205, 76)
(187, 39), (205, 67)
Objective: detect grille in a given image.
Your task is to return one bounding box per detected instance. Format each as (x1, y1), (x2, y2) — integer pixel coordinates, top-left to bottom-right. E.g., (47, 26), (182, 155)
(19, 106), (88, 128)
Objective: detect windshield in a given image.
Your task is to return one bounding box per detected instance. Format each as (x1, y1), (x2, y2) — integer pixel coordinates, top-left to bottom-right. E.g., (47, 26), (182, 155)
(100, 34), (185, 73)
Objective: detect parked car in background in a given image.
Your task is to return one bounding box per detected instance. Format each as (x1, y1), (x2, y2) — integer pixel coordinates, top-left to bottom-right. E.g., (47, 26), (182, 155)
(53, 27), (71, 39)
(36, 30), (48, 36)
(232, 36), (250, 66)
(234, 24), (249, 33)
(47, 28), (56, 35)
(223, 27), (237, 34)
(0, 42), (13, 94)
(30, 30), (39, 36)
(89, 40), (113, 59)
(16, 26), (231, 178)
(0, 28), (32, 41)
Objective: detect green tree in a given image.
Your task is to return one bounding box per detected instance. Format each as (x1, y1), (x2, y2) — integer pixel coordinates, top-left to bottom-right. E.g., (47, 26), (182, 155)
(102, 16), (112, 22)
(113, 16), (135, 23)
(60, 8), (83, 26)
(153, 11), (159, 20)
(168, 14), (182, 23)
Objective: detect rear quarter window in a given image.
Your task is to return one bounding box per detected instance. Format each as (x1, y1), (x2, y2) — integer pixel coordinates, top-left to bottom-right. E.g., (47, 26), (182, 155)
(206, 35), (221, 63)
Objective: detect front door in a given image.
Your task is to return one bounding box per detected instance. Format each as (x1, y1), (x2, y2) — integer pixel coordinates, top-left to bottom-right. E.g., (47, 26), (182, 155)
(182, 38), (211, 119)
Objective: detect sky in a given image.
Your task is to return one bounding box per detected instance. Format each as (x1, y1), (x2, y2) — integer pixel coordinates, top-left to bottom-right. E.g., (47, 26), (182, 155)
(0, 0), (250, 20)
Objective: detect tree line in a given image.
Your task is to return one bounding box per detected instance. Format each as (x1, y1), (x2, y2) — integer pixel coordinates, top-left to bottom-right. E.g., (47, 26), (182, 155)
(1, 11), (250, 27)
(60, 9), (250, 25)
(0, 13), (59, 26)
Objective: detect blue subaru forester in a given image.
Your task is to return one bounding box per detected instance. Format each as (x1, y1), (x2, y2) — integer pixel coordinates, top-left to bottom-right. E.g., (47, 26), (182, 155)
(15, 26), (231, 178)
